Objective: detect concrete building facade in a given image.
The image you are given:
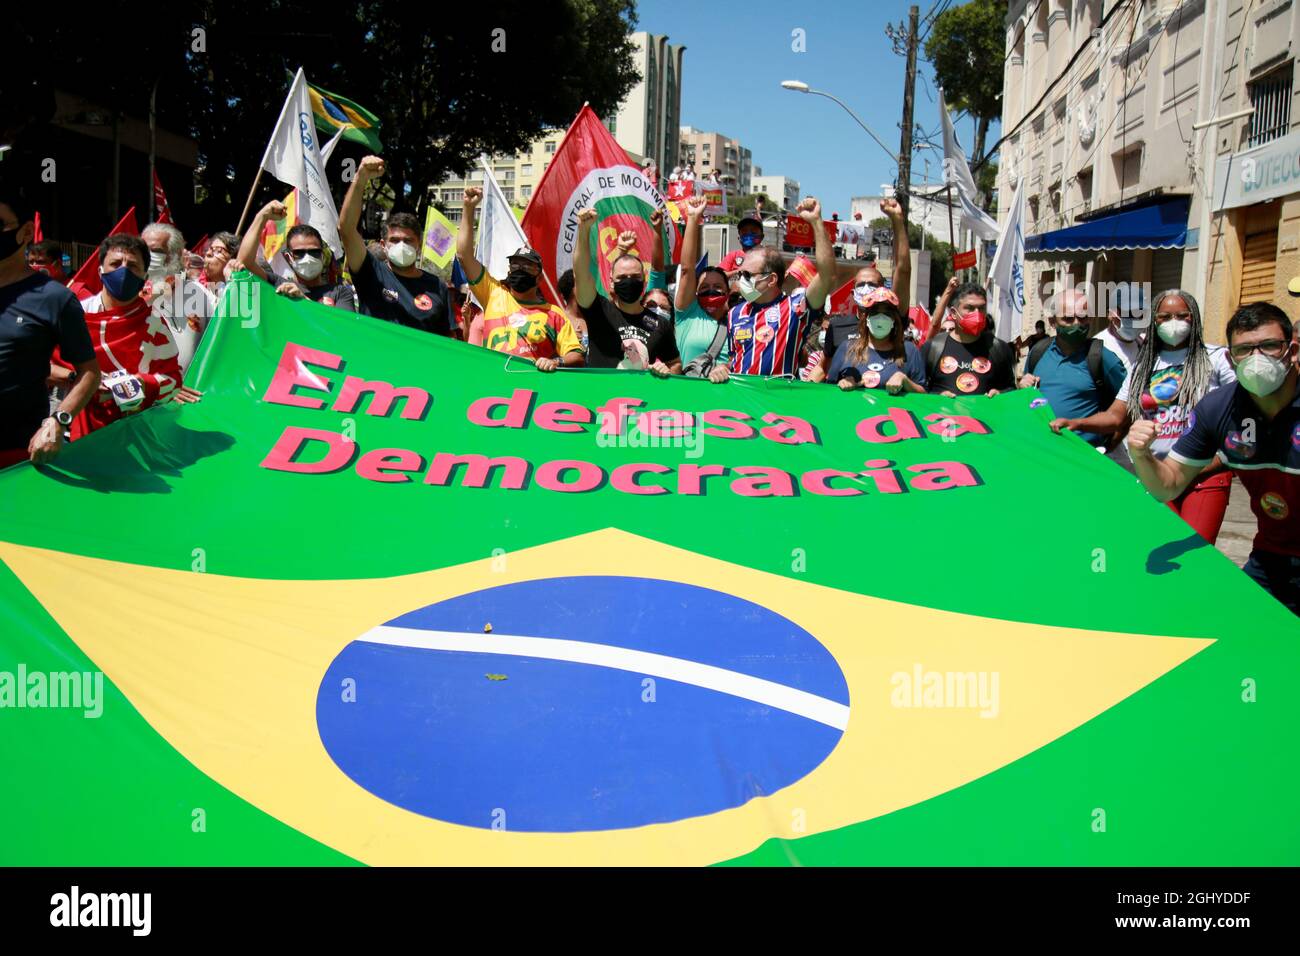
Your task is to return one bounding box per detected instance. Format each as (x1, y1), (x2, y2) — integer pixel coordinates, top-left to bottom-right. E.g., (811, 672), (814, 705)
(678, 127), (753, 202)
(999, 0), (1223, 337)
(751, 175), (801, 213)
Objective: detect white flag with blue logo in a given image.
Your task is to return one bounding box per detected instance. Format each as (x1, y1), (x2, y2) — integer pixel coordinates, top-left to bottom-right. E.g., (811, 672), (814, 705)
(989, 177), (1026, 343)
(476, 155), (531, 282)
(939, 88), (999, 242)
(259, 67), (341, 256)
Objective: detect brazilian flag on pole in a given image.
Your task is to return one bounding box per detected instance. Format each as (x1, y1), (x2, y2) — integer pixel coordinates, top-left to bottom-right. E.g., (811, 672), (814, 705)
(303, 77), (383, 153)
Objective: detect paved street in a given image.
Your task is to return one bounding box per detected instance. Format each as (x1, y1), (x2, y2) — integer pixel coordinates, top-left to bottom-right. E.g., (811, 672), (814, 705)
(1215, 479), (1256, 568)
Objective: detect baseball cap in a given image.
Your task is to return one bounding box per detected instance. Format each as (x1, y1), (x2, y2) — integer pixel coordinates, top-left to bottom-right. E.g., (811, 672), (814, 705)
(507, 246), (543, 268)
(737, 217), (763, 232)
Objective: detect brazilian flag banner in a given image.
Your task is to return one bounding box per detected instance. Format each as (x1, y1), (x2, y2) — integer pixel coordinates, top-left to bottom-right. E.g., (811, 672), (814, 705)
(0, 273), (1296, 866)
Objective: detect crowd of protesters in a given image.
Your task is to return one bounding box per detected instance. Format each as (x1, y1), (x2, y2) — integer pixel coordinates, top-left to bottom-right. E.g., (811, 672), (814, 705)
(1, 163), (1297, 613)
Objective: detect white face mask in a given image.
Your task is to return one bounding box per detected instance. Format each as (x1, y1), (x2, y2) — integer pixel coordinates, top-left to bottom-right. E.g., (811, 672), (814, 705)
(147, 251), (176, 279)
(1113, 315), (1140, 342)
(737, 275), (763, 303)
(292, 253), (324, 281)
(1236, 352), (1291, 397)
(386, 241), (417, 268)
(1157, 319), (1191, 347)
(867, 315), (895, 339)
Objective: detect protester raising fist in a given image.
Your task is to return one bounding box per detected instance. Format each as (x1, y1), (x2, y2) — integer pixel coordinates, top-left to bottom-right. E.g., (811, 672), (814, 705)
(463, 186), (483, 209)
(796, 196), (822, 223)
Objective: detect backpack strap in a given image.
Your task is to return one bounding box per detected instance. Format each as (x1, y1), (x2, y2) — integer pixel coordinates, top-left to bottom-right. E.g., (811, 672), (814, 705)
(924, 332), (948, 376)
(702, 319), (727, 362)
(1086, 338), (1116, 405)
(1025, 336), (1052, 375)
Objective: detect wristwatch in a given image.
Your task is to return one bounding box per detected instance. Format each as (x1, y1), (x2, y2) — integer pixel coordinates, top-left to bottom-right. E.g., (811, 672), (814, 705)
(54, 410), (73, 428)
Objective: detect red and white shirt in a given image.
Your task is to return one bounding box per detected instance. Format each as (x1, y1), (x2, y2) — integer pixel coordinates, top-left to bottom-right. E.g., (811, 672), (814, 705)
(53, 293), (182, 439)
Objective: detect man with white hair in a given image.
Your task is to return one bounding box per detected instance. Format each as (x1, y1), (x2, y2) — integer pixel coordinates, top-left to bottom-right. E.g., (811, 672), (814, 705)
(1020, 287), (1127, 450)
(141, 221), (215, 373)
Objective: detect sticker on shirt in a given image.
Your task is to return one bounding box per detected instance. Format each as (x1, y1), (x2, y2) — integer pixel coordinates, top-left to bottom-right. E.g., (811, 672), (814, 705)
(1142, 367), (1183, 410)
(1223, 430), (1257, 460)
(939, 356), (959, 375)
(866, 362), (885, 372)
(618, 338), (650, 370)
(1260, 492), (1289, 521)
(971, 356), (992, 374)
(413, 293), (434, 312)
(956, 372), (980, 393)
(734, 328), (753, 342)
(382, 288), (400, 302)
(863, 370), (881, 388)
(756, 325), (775, 346)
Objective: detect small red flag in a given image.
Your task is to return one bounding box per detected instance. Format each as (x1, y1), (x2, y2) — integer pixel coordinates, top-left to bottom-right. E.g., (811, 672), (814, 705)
(153, 171), (174, 226)
(953, 249), (977, 270)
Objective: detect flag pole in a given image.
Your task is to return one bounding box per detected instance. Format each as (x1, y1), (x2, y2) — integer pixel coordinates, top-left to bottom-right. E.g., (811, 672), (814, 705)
(235, 167), (266, 238)
(946, 183), (957, 278)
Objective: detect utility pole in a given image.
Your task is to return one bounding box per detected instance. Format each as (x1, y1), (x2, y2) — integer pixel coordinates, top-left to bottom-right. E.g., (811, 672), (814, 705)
(896, 4), (920, 220)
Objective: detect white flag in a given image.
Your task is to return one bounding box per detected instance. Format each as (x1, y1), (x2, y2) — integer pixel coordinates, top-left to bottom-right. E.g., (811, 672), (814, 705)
(320, 126), (347, 166)
(259, 68), (341, 256)
(476, 155), (530, 281)
(939, 88), (998, 242)
(989, 177), (1026, 343)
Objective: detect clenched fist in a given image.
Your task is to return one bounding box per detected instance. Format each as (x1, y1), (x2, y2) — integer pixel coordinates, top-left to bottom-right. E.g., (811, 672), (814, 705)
(577, 207), (598, 227)
(880, 196), (903, 220)
(1127, 419), (1158, 458)
(463, 186), (483, 209)
(357, 155), (385, 181)
(796, 196), (822, 223)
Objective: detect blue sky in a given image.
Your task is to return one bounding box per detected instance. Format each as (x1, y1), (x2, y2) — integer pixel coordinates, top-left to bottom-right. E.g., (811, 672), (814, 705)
(637, 0), (999, 218)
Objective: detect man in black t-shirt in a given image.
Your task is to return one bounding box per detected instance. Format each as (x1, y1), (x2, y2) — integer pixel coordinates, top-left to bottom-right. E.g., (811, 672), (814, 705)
(0, 187), (101, 467)
(339, 156), (451, 335)
(573, 207), (681, 372)
(923, 283), (1016, 396)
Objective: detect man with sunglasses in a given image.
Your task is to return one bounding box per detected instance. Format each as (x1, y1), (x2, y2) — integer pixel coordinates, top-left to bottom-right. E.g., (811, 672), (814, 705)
(1020, 289), (1126, 450)
(728, 196), (836, 377)
(1133, 302), (1300, 613)
(237, 201), (355, 311)
(455, 187), (582, 372)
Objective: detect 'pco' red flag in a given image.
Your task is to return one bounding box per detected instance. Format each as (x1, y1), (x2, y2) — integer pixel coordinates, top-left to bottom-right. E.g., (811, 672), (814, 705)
(522, 105), (677, 299)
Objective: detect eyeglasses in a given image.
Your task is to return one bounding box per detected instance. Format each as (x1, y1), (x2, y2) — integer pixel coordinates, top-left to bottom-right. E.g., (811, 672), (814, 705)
(287, 248), (323, 260)
(1054, 314), (1089, 325)
(1155, 312), (1193, 322)
(1229, 339), (1290, 360)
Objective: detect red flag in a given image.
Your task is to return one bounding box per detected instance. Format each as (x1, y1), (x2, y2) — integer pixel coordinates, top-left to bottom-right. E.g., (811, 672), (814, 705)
(784, 214), (838, 249)
(32, 212), (43, 243)
(153, 171), (174, 225)
(953, 248), (977, 270)
(521, 105), (678, 298)
(828, 277), (855, 315)
(189, 234), (209, 256)
(666, 180), (693, 202)
(909, 303), (932, 345)
(67, 208), (139, 301)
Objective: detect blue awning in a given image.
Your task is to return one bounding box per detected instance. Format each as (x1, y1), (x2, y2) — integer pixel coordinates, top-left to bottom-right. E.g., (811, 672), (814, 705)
(1024, 196), (1191, 253)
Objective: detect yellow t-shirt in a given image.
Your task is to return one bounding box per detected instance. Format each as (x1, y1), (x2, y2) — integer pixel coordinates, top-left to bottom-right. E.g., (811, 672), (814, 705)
(468, 269), (581, 360)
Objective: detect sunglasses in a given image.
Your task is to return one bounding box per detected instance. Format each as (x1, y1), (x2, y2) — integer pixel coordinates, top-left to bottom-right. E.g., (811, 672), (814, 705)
(737, 270), (771, 282)
(287, 248), (323, 260)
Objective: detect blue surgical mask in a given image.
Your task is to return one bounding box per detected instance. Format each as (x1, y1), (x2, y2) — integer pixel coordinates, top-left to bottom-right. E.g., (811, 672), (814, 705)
(739, 232), (761, 250)
(101, 265), (146, 302)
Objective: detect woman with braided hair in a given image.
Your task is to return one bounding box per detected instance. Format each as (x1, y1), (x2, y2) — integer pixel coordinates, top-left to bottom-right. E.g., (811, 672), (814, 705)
(1052, 289), (1237, 542)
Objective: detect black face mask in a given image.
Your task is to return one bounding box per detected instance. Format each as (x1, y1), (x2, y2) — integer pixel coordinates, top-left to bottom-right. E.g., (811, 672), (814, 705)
(0, 226), (23, 262)
(613, 276), (645, 304)
(505, 268), (536, 293)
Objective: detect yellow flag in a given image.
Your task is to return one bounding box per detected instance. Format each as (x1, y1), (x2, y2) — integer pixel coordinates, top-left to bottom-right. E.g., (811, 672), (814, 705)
(421, 206), (457, 269)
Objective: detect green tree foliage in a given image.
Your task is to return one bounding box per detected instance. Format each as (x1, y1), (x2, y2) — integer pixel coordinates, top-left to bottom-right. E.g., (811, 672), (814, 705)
(10, 1), (640, 237)
(924, 0), (1006, 170)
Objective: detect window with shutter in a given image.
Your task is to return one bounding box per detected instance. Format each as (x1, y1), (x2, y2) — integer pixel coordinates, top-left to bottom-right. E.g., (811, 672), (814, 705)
(1239, 204), (1280, 305)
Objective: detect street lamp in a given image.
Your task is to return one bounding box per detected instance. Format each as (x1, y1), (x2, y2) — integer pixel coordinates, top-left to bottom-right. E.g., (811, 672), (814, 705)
(780, 80), (899, 163)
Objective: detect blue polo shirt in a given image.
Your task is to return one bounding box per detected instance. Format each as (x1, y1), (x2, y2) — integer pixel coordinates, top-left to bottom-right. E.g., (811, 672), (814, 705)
(1035, 340), (1127, 446)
